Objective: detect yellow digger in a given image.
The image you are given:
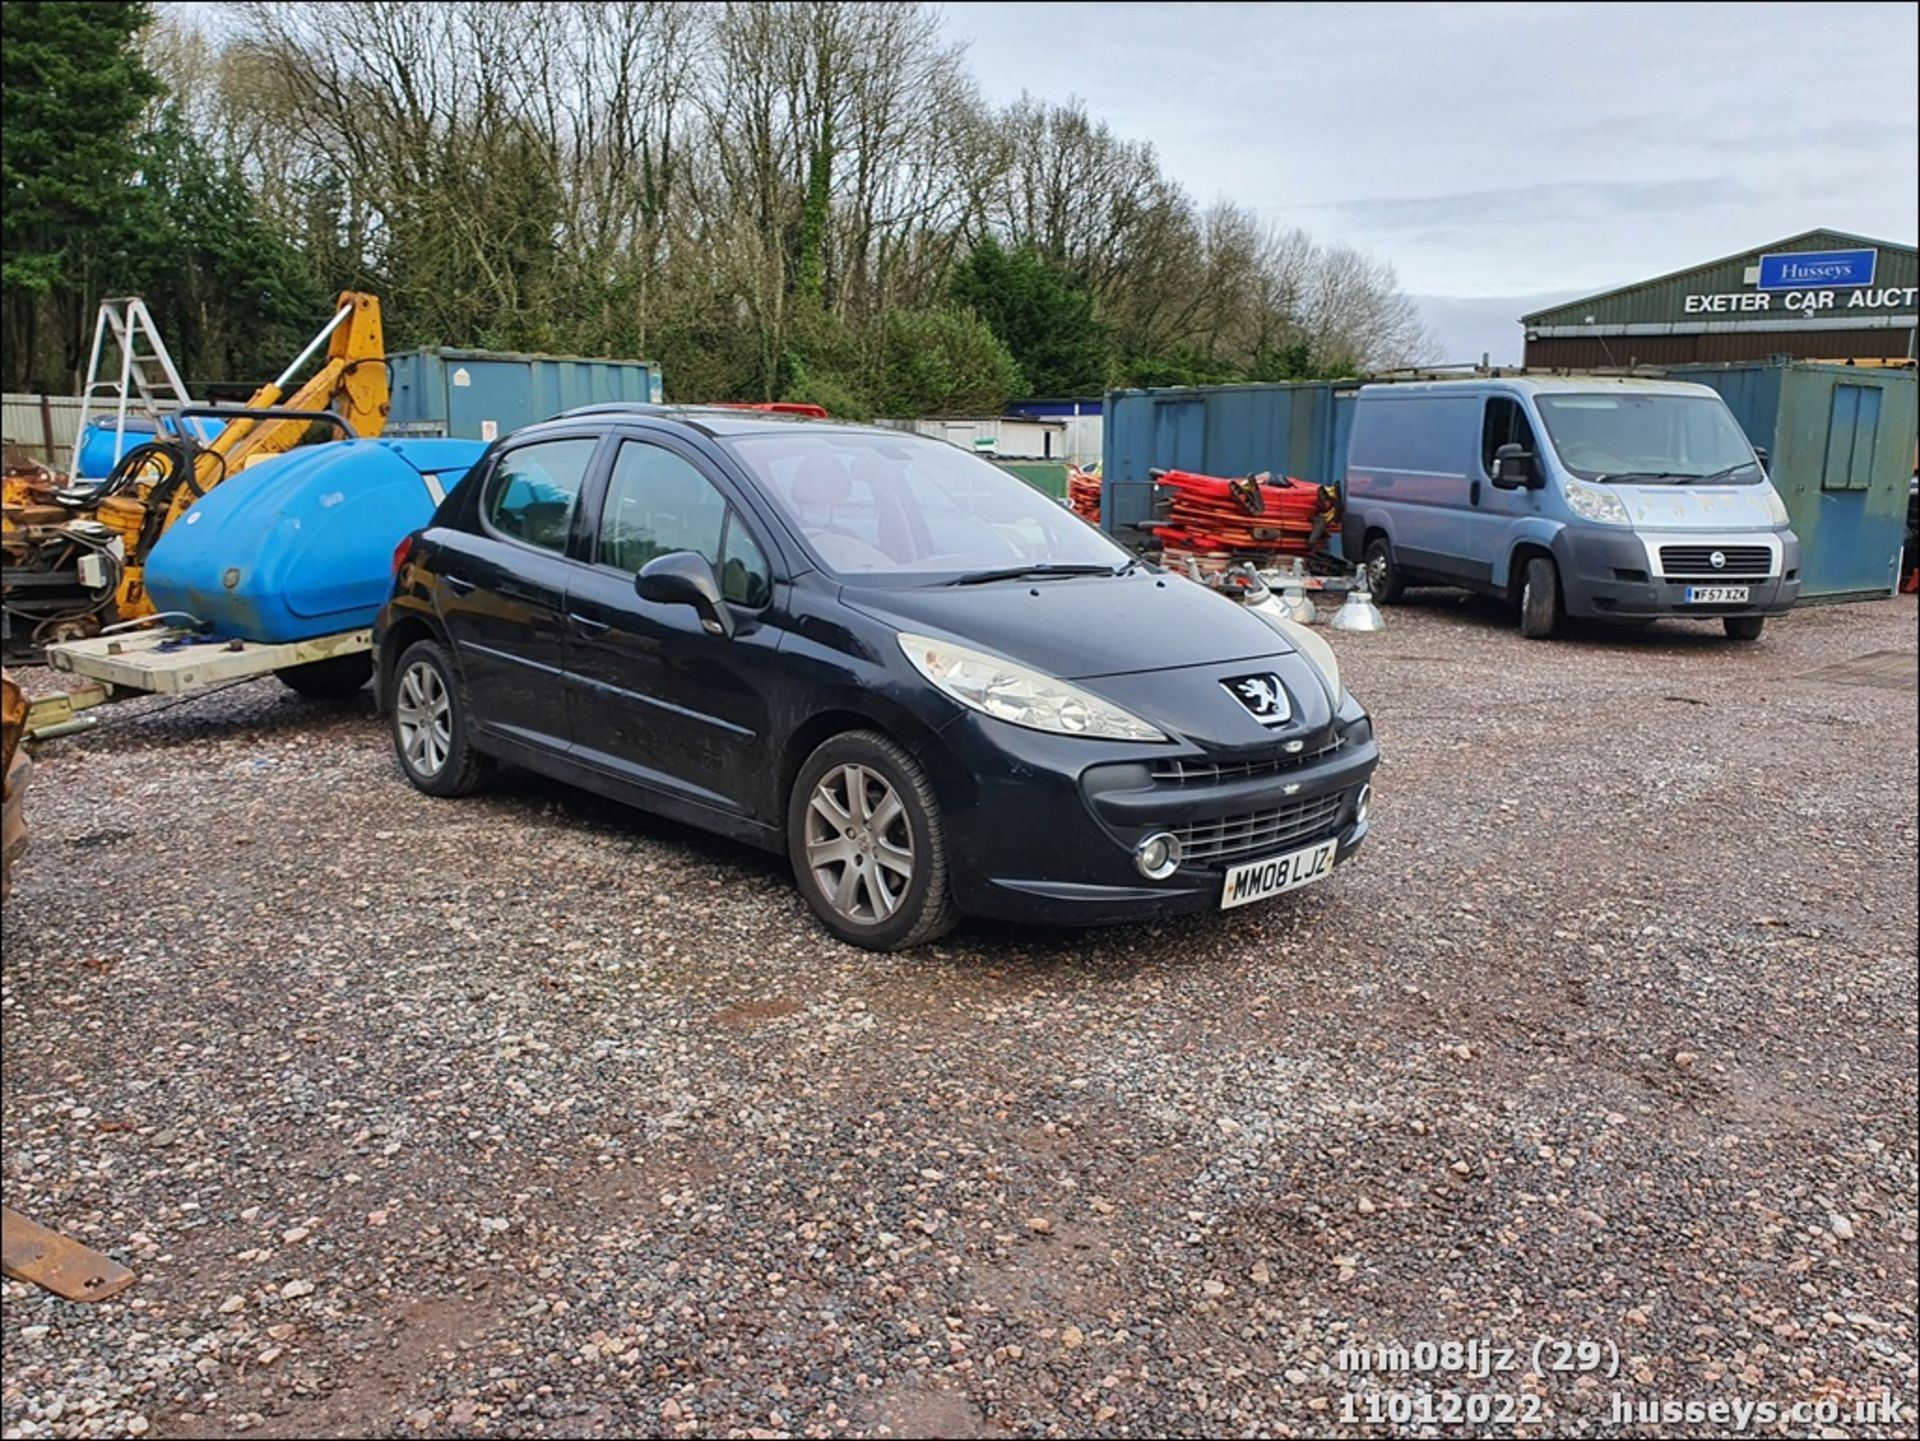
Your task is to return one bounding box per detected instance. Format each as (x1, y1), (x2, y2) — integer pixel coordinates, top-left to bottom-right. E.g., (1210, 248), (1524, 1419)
(2, 292), (389, 651)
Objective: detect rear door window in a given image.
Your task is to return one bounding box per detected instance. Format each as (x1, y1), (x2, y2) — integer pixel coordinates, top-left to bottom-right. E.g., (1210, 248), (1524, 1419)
(484, 438), (597, 553)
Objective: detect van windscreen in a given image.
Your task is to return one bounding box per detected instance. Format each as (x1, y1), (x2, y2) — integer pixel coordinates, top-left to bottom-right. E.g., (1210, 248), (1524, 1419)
(1533, 393), (1762, 485)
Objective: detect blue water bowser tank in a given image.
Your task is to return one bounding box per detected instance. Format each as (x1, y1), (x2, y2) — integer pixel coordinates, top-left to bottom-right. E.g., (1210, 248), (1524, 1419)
(75, 414), (230, 478)
(143, 437), (487, 642)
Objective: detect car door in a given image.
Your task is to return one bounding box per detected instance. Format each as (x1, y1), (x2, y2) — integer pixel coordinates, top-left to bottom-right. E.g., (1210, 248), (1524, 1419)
(440, 432), (605, 753)
(1469, 395), (1543, 585)
(563, 434), (784, 817)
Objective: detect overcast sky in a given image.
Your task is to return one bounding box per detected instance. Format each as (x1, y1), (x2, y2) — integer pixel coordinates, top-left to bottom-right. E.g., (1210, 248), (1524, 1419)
(936, 1), (1920, 363)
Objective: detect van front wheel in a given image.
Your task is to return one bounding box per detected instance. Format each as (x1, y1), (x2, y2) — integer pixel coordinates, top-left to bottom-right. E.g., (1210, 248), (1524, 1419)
(1518, 556), (1561, 639)
(1723, 616), (1766, 641)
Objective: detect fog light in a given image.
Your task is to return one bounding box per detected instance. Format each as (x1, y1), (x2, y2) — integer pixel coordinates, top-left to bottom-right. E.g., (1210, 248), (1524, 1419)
(1355, 783), (1371, 825)
(1135, 831), (1182, 880)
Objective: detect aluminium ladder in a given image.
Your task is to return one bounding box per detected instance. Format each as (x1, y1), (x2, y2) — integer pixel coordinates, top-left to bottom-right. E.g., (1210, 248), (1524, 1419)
(67, 298), (206, 482)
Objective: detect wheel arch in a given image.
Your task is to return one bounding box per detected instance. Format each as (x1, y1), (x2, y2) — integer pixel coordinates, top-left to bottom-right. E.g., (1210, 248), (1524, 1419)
(1502, 520), (1565, 595)
(1348, 506), (1397, 565)
(377, 607), (452, 712)
(775, 701), (953, 820)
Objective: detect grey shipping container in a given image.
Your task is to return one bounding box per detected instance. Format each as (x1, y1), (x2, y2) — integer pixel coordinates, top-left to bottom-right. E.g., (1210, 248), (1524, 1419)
(386, 347), (663, 442)
(1665, 360), (1915, 601)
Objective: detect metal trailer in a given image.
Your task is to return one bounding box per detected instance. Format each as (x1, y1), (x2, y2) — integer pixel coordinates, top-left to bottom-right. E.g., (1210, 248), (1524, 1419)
(1664, 360), (1917, 602)
(31, 619), (370, 738)
(386, 347), (664, 443)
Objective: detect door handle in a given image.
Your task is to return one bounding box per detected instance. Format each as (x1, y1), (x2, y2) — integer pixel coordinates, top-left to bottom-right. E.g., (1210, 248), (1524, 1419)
(568, 612), (610, 636)
(444, 574), (476, 596)
(1469, 479), (1482, 506)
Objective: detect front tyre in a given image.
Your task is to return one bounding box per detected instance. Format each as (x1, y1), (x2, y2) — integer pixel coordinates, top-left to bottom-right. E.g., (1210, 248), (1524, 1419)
(788, 730), (958, 951)
(391, 639), (487, 797)
(1518, 556), (1562, 639)
(1723, 616), (1766, 641)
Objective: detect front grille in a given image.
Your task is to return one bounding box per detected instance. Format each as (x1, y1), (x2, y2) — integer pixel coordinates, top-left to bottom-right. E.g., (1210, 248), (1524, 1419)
(1152, 736), (1346, 785)
(1658, 544), (1772, 578)
(1171, 792), (1347, 865)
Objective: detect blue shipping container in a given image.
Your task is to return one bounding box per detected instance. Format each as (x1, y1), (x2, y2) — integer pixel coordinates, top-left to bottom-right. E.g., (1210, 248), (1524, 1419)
(1663, 360), (1915, 602)
(387, 347), (663, 442)
(145, 438), (487, 642)
(1101, 381), (1354, 541)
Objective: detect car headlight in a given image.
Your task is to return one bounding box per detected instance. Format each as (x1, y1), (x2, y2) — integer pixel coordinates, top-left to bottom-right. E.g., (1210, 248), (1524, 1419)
(1249, 610), (1341, 700)
(898, 632), (1167, 742)
(1762, 483), (1790, 527)
(1563, 478), (1631, 526)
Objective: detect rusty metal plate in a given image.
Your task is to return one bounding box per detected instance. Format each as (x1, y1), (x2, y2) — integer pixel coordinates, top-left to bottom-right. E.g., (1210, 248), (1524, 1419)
(1799, 649), (1918, 692)
(0, 1208), (136, 1302)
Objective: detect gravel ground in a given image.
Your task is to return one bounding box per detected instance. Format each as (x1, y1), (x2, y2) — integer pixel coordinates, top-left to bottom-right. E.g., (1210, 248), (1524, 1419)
(3, 594), (1915, 1440)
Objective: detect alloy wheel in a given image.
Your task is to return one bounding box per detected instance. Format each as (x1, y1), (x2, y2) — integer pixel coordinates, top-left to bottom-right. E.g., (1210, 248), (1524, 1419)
(395, 660), (452, 778)
(804, 763), (915, 924)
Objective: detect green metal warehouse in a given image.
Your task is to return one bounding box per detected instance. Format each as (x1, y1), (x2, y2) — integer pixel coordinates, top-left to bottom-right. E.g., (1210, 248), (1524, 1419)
(1523, 229), (1917, 368)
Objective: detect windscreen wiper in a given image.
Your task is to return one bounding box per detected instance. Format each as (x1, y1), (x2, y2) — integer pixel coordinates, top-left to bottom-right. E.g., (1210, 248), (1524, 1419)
(949, 563), (1118, 586)
(1672, 464), (1750, 485)
(1594, 471), (1689, 485)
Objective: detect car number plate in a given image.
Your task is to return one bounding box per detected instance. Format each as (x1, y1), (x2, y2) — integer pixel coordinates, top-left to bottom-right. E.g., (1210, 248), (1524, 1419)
(1220, 838), (1338, 910)
(1684, 585), (1750, 604)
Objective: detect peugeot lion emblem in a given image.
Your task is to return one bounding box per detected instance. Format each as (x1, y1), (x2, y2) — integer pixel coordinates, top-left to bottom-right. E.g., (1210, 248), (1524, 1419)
(1223, 673), (1290, 726)
(1710, 550), (1727, 570)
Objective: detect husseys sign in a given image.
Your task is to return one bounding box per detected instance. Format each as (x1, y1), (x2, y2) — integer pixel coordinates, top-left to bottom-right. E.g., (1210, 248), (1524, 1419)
(1683, 247), (1916, 317)
(1757, 248), (1876, 289)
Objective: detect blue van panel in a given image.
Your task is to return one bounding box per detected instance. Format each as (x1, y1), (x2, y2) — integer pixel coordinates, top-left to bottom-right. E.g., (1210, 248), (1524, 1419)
(144, 438), (487, 642)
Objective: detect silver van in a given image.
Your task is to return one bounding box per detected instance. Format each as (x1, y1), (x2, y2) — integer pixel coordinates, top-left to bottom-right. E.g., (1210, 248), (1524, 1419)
(1344, 377), (1800, 640)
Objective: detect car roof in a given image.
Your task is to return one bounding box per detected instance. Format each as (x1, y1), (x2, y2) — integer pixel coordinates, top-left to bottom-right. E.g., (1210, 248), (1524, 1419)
(527, 402), (887, 440)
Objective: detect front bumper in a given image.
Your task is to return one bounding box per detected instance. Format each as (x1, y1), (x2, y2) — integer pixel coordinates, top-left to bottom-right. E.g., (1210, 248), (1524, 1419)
(921, 704), (1380, 926)
(1555, 527), (1801, 619)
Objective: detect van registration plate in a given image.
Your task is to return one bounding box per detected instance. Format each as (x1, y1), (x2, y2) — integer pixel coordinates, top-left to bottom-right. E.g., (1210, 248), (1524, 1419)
(1684, 585), (1749, 604)
(1221, 838), (1337, 910)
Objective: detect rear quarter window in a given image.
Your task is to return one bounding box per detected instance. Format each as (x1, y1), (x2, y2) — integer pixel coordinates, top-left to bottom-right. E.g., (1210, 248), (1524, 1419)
(1349, 395), (1479, 476)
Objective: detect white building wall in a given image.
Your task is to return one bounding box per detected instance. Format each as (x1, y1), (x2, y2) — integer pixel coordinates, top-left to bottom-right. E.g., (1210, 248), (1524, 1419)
(876, 415), (1101, 461)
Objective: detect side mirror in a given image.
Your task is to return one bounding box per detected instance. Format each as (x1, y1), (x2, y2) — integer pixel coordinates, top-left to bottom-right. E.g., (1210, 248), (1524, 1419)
(1752, 446), (1769, 473)
(1491, 443), (1540, 489)
(635, 551), (734, 638)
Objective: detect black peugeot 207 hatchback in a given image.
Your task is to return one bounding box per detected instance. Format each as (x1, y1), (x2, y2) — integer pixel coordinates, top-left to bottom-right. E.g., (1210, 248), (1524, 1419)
(374, 406), (1380, 950)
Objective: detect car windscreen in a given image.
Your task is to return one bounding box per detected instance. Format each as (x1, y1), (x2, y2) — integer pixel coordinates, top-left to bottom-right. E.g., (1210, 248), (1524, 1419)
(720, 431), (1130, 582)
(1532, 393), (1762, 484)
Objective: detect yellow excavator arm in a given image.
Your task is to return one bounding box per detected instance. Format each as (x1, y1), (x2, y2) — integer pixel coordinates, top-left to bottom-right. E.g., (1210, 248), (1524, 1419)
(94, 292), (389, 618)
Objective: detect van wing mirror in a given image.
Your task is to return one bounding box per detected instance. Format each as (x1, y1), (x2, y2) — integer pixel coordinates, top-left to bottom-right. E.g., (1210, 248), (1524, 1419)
(635, 551), (734, 638)
(1752, 446), (1769, 473)
(1491, 443), (1541, 490)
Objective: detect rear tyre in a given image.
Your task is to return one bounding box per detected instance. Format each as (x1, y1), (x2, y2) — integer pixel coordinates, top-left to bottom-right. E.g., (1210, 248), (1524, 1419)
(1723, 616), (1766, 642)
(1518, 556), (1561, 639)
(391, 640), (487, 797)
(1362, 534), (1403, 604)
(276, 652), (373, 698)
(788, 730), (958, 951)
